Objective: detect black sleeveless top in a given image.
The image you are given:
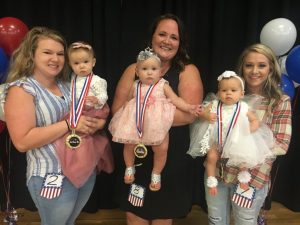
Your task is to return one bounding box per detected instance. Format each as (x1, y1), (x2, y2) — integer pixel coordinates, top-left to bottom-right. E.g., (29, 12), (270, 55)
(114, 65), (204, 219)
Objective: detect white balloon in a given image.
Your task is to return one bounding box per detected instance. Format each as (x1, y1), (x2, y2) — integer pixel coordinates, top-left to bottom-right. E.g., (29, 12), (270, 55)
(260, 18), (297, 56)
(0, 84), (6, 121)
(278, 55), (287, 74)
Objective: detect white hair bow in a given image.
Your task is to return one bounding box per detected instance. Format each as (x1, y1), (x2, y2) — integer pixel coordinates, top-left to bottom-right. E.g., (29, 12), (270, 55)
(217, 70), (244, 91)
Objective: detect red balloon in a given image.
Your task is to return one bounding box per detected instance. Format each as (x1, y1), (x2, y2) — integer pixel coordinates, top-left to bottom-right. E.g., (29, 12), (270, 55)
(0, 17), (29, 56)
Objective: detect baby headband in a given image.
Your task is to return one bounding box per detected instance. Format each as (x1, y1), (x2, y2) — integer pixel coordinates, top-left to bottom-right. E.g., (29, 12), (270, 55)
(137, 47), (161, 63)
(71, 42), (92, 50)
(217, 70), (244, 91)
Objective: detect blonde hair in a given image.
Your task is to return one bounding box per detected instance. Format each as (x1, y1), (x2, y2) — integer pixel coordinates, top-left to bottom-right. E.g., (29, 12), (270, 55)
(236, 43), (282, 103)
(6, 26), (70, 83)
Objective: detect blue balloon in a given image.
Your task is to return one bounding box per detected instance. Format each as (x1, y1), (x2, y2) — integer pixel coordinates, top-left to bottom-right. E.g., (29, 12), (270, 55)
(281, 74), (295, 99)
(286, 45), (300, 83)
(0, 47), (9, 83)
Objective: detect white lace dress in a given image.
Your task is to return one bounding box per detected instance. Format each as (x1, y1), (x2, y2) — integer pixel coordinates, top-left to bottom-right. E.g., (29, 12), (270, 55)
(73, 73), (108, 109)
(187, 97), (274, 169)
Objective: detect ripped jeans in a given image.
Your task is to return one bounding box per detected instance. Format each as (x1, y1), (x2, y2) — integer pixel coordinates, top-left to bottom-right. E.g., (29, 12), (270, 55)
(205, 175), (269, 225)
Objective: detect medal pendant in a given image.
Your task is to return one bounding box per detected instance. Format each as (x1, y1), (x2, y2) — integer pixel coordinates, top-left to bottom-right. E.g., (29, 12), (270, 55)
(134, 143), (148, 158)
(65, 129), (81, 149)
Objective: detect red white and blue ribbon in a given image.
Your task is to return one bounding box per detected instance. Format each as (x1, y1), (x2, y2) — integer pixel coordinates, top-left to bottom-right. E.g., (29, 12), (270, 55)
(69, 73), (93, 129)
(128, 183), (146, 207)
(135, 81), (157, 138)
(40, 173), (64, 199)
(40, 186), (62, 199)
(232, 184), (256, 208)
(217, 101), (241, 151)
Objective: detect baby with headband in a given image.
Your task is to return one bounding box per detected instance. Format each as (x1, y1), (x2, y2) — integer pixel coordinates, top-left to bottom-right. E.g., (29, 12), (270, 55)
(54, 41), (113, 188)
(68, 41), (108, 109)
(109, 48), (202, 191)
(187, 71), (274, 196)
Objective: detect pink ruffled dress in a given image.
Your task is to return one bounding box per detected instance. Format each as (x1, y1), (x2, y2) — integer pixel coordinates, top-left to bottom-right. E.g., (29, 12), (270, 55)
(54, 104), (114, 188)
(109, 78), (176, 145)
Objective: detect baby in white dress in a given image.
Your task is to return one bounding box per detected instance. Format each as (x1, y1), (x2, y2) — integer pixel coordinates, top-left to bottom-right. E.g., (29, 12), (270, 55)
(187, 71), (274, 196)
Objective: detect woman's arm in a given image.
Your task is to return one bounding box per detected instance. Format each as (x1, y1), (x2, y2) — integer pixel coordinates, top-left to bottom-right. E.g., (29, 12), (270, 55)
(163, 83), (201, 116)
(5, 86), (69, 152)
(5, 86), (101, 152)
(111, 63), (136, 115)
(173, 64), (203, 126)
(270, 96), (292, 155)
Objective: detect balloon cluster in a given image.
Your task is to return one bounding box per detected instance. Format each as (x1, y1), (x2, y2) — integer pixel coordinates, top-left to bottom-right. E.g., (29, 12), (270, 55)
(0, 17), (29, 84)
(260, 18), (299, 99)
(0, 17), (28, 133)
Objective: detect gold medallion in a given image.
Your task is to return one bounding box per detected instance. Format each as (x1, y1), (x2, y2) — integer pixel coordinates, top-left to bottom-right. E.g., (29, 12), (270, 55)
(65, 130), (81, 149)
(134, 143), (148, 158)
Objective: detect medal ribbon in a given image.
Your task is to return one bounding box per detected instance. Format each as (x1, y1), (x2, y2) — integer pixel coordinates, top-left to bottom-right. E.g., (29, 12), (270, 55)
(217, 101), (241, 151)
(136, 81), (157, 138)
(69, 73), (93, 129)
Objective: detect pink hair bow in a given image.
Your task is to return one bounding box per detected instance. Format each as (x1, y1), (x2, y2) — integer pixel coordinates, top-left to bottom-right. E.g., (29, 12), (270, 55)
(72, 42), (92, 50)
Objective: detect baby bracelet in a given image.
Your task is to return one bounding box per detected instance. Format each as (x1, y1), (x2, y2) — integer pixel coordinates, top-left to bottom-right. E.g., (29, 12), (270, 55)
(207, 176), (218, 188)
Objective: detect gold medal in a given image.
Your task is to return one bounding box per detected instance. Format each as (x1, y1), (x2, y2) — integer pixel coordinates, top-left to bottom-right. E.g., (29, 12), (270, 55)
(65, 129), (81, 149)
(134, 143), (147, 158)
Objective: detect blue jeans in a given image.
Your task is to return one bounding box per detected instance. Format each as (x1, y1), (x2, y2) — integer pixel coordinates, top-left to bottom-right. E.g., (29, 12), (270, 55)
(205, 175), (269, 225)
(28, 171), (96, 225)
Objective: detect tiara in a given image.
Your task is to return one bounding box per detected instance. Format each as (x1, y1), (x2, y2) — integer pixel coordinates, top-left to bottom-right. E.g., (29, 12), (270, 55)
(137, 47), (160, 62)
(217, 70), (244, 91)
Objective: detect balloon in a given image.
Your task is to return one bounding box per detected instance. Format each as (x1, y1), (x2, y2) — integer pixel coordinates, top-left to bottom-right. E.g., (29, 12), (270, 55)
(281, 74), (295, 99)
(278, 55), (287, 74)
(260, 18), (297, 56)
(0, 47), (9, 83)
(0, 17), (29, 56)
(0, 83), (5, 121)
(286, 45), (300, 83)
(293, 81), (300, 88)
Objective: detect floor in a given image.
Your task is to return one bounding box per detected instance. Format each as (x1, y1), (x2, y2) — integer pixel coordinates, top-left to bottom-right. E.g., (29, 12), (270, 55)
(1, 202), (300, 225)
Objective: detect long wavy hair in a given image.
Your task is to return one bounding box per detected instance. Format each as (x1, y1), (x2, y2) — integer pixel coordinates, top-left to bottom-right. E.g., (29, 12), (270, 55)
(236, 43), (282, 103)
(147, 13), (191, 73)
(6, 26), (70, 83)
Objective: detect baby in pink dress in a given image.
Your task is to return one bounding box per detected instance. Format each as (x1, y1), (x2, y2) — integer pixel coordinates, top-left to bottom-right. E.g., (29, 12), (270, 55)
(109, 48), (201, 191)
(54, 42), (113, 188)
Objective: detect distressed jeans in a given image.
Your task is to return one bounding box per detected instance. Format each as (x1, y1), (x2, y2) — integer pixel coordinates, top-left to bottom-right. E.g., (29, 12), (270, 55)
(205, 175), (269, 225)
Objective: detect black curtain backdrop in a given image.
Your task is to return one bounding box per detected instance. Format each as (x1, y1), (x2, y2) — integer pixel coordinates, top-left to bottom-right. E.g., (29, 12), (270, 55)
(0, 0), (299, 213)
